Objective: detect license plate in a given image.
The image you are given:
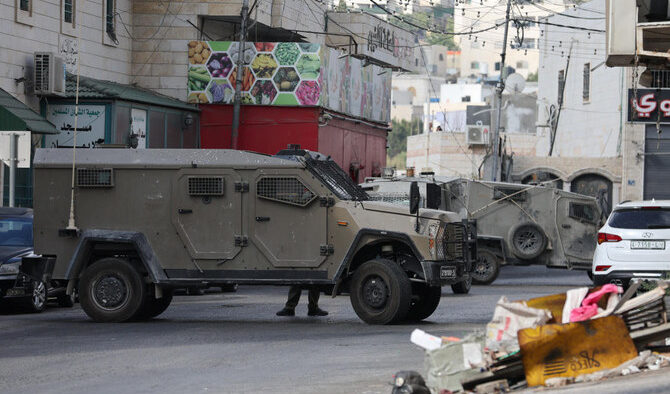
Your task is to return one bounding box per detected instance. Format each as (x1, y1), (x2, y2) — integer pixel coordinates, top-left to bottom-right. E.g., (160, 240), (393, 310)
(630, 240), (665, 250)
(6, 288), (25, 296)
(440, 266), (456, 279)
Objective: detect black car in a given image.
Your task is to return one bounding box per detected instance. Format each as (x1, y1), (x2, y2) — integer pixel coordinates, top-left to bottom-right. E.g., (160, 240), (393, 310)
(0, 208), (73, 312)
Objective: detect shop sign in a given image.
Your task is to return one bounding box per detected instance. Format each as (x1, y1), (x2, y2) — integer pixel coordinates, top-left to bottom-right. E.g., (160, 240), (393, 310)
(628, 88), (670, 123)
(44, 104), (106, 148)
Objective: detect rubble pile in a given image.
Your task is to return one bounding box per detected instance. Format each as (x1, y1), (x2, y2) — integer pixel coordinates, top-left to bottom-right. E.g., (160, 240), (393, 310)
(394, 280), (670, 393)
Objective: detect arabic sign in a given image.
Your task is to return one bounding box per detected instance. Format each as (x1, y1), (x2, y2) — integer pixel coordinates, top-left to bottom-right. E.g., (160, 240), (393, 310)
(628, 89), (670, 124)
(44, 104), (106, 148)
(59, 36), (78, 74)
(186, 41), (392, 123)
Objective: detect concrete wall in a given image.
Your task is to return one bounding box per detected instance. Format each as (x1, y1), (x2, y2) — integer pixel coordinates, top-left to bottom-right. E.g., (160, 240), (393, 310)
(0, 0), (133, 111)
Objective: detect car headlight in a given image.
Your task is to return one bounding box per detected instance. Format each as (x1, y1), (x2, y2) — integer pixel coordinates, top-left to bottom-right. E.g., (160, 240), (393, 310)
(0, 262), (20, 275)
(427, 222), (444, 260)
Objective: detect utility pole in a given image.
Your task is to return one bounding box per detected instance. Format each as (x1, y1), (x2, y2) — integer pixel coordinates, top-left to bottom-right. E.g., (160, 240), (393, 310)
(8, 133), (17, 207)
(231, 0), (250, 150)
(549, 40), (574, 156)
(490, 0), (513, 182)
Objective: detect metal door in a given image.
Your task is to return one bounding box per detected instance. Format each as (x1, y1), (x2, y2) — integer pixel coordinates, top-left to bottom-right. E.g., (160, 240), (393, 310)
(555, 196), (598, 266)
(644, 124), (670, 199)
(250, 175), (327, 268)
(171, 169), (242, 260)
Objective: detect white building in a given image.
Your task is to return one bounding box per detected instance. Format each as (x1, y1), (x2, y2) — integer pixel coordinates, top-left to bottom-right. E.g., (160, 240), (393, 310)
(512, 0), (646, 210)
(454, 0), (567, 79)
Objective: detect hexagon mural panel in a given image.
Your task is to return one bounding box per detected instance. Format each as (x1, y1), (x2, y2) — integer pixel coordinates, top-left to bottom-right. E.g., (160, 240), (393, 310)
(188, 41), (211, 65)
(206, 53), (233, 78)
(207, 79), (234, 103)
(298, 43), (320, 53)
(273, 67), (300, 92)
(251, 80), (278, 105)
(254, 42), (276, 52)
(295, 81), (320, 106)
(251, 54), (278, 79)
(274, 42), (300, 65)
(295, 54), (320, 79)
(274, 93), (300, 106)
(188, 66), (210, 92)
(228, 42), (256, 64)
(229, 67), (255, 92)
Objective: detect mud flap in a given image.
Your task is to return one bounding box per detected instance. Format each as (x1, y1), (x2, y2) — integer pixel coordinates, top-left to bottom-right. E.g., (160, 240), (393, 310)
(518, 315), (637, 387)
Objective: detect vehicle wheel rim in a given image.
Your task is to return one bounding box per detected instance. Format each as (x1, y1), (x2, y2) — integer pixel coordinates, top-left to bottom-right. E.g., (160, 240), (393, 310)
(92, 274), (129, 311)
(474, 254), (495, 280)
(362, 275), (388, 309)
(33, 281), (46, 308)
(515, 228), (540, 254)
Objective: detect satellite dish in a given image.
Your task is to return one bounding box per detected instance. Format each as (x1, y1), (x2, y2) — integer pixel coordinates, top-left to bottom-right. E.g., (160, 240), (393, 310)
(505, 73), (526, 94)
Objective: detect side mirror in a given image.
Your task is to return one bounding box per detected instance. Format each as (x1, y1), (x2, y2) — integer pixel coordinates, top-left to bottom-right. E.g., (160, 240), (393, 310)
(426, 183), (442, 210)
(410, 181), (420, 215)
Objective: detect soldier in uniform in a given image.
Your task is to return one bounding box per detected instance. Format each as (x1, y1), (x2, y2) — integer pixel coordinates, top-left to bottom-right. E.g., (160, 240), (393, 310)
(276, 286), (328, 317)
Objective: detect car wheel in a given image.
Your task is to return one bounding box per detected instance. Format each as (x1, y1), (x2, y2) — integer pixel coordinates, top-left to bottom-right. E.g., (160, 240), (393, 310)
(135, 290), (173, 320)
(405, 283), (442, 322)
(509, 223), (548, 261)
(471, 249), (500, 285)
(79, 258), (147, 323)
(23, 280), (47, 313)
(350, 259), (412, 325)
(451, 275), (472, 294)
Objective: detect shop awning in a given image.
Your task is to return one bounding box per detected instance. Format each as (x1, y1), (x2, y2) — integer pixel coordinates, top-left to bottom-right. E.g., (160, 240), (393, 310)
(0, 88), (59, 134)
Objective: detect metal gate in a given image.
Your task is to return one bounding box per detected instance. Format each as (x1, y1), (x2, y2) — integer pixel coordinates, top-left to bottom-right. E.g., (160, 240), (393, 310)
(644, 124), (670, 199)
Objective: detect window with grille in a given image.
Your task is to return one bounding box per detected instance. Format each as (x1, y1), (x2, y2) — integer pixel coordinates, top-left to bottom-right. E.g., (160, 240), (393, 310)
(583, 63), (591, 102)
(64, 0), (73, 23)
(569, 202), (597, 224)
(256, 177), (316, 207)
(558, 69), (565, 105)
(188, 176), (224, 196)
(493, 187), (527, 202)
(77, 168), (113, 187)
(20, 0), (30, 11)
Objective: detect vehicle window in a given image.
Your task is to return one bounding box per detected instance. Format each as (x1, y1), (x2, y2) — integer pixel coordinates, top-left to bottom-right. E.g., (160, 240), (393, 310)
(493, 187), (527, 202)
(0, 217), (33, 246)
(256, 177), (316, 206)
(609, 208), (670, 229)
(569, 202), (597, 223)
(304, 157), (369, 201)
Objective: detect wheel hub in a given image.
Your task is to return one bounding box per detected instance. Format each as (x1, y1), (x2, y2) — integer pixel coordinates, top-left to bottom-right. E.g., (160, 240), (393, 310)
(32, 281), (46, 308)
(93, 275), (128, 310)
(516, 230), (539, 252)
(475, 255), (492, 276)
(362, 276), (388, 309)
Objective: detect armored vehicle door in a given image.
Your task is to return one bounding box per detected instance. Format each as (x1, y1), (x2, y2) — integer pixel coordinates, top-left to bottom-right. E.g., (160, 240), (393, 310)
(171, 169), (243, 260)
(250, 174), (327, 268)
(555, 196), (599, 266)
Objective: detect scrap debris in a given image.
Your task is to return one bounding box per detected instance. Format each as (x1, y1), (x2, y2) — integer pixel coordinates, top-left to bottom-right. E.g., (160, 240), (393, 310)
(394, 280), (670, 393)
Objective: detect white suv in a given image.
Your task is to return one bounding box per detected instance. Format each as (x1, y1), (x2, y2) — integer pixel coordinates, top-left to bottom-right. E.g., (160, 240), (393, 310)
(592, 200), (670, 287)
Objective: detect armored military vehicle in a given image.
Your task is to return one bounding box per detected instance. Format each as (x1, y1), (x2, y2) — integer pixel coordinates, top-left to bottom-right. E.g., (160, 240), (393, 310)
(362, 176), (600, 285)
(30, 148), (476, 324)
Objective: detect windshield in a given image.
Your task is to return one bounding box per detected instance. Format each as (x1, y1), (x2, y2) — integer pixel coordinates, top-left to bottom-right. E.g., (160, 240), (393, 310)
(304, 157), (369, 201)
(609, 208), (670, 229)
(0, 217), (33, 246)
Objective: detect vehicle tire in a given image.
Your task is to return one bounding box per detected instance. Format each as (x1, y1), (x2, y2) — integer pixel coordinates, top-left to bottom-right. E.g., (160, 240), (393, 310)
(509, 223), (548, 261)
(22, 280), (47, 313)
(57, 289), (77, 307)
(471, 249), (500, 285)
(79, 258), (147, 323)
(135, 290), (173, 320)
(451, 275), (472, 294)
(405, 283), (442, 322)
(349, 259), (412, 325)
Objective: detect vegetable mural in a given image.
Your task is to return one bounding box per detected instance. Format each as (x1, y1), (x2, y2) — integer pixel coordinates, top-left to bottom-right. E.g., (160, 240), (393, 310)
(186, 41), (391, 122)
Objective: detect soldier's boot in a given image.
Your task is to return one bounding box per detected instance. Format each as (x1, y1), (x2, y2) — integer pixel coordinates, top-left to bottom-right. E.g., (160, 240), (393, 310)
(307, 307), (328, 316)
(276, 307), (295, 316)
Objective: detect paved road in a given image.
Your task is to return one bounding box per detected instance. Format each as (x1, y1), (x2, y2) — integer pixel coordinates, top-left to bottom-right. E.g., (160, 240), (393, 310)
(0, 266), (666, 393)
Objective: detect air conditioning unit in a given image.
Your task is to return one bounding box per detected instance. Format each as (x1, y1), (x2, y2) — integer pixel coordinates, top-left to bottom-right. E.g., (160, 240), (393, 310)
(466, 125), (489, 145)
(34, 52), (66, 96)
(606, 0), (670, 67)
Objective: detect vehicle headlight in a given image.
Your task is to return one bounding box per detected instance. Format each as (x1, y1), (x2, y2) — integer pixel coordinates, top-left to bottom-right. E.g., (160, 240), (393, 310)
(427, 222), (445, 260)
(0, 262), (20, 275)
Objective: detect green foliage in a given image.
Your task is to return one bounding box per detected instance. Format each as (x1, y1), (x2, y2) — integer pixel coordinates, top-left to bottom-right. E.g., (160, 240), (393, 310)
(389, 11), (458, 51)
(336, 0), (347, 11)
(387, 119), (422, 169)
(526, 71), (538, 82)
